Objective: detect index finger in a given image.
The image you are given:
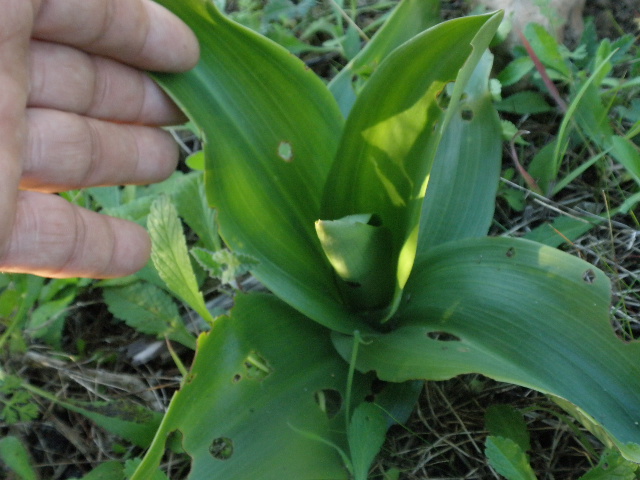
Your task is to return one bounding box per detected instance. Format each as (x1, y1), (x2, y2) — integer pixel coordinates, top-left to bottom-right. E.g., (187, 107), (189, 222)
(32, 0), (199, 72)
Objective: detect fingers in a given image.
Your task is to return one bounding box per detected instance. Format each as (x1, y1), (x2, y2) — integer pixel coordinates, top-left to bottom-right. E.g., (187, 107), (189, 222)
(22, 108), (180, 192)
(0, 191), (151, 278)
(28, 40), (186, 125)
(0, 0), (198, 279)
(0, 2), (35, 260)
(33, 0), (199, 72)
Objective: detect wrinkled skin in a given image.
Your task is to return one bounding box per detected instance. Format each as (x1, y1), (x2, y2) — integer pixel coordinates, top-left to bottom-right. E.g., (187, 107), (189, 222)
(0, 0), (199, 278)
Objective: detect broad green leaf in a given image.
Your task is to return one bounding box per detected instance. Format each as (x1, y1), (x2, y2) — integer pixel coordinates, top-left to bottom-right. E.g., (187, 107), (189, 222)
(418, 51), (502, 252)
(321, 13), (502, 314)
(103, 282), (196, 349)
(0, 436), (37, 480)
(0, 285), (19, 317)
(315, 214), (395, 314)
(332, 237), (640, 461)
(485, 436), (537, 480)
(485, 405), (531, 452)
(329, 0), (441, 115)
(147, 195), (212, 324)
(152, 0), (360, 333)
(342, 24), (361, 61)
(132, 293), (375, 480)
(349, 402), (388, 480)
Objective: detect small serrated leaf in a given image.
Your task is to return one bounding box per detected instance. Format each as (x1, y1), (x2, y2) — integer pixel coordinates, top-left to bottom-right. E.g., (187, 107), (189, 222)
(485, 405), (531, 452)
(0, 377), (39, 424)
(103, 282), (196, 349)
(147, 196), (213, 324)
(485, 436), (537, 480)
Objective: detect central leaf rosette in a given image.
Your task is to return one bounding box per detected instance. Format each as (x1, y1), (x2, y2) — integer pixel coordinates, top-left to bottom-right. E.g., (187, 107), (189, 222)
(315, 214), (395, 315)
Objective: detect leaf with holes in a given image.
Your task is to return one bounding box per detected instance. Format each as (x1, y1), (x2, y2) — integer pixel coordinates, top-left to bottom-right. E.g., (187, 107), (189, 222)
(417, 50), (502, 252)
(151, 0), (356, 333)
(140, 0), (640, 475)
(332, 237), (640, 461)
(131, 293), (376, 480)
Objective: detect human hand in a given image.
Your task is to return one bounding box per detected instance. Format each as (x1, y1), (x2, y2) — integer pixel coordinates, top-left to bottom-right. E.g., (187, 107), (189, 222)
(0, 0), (199, 278)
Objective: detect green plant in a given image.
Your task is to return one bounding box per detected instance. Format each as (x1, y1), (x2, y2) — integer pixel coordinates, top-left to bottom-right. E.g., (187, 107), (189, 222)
(484, 404), (640, 479)
(493, 18), (640, 244)
(0, 173), (214, 479)
(115, 0), (640, 478)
